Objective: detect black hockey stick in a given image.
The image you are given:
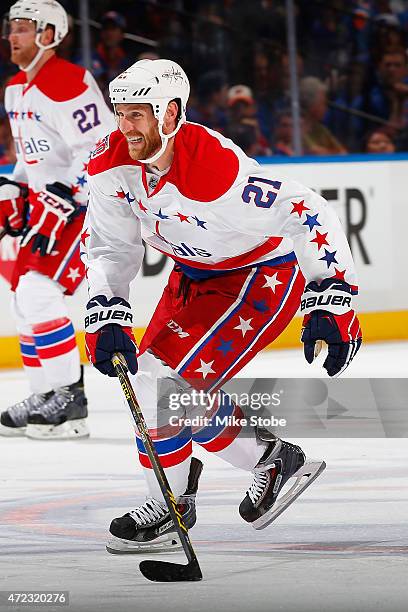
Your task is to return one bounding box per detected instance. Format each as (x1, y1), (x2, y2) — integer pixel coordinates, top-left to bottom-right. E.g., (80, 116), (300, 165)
(111, 353), (203, 582)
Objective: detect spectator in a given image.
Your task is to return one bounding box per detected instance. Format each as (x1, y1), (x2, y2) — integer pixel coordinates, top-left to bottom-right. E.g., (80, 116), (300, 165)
(300, 76), (348, 155)
(329, 61), (368, 151)
(224, 123), (260, 157)
(187, 70), (229, 133)
(370, 14), (407, 64)
(227, 85), (271, 155)
(95, 11), (133, 84)
(190, 3), (229, 77)
(159, 16), (191, 74)
(272, 111), (298, 156)
(56, 14), (75, 61)
(251, 50), (276, 140)
(363, 127), (396, 153)
(359, 47), (408, 133)
(348, 4), (372, 65)
(273, 52), (305, 115)
(304, 5), (350, 78)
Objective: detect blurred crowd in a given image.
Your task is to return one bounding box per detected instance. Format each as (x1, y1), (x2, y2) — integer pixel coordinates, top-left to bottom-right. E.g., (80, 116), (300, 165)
(2, 0), (408, 163)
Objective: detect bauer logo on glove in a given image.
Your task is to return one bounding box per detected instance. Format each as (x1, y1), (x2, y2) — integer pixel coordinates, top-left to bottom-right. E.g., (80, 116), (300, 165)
(85, 295), (134, 332)
(84, 295), (138, 376)
(300, 279), (362, 377)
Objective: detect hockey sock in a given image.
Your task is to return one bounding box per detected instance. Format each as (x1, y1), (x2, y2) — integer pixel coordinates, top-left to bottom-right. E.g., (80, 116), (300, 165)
(18, 333), (51, 394)
(14, 271), (81, 391)
(137, 430), (192, 500)
(32, 317), (80, 390)
(193, 390), (267, 470)
(128, 351), (193, 500)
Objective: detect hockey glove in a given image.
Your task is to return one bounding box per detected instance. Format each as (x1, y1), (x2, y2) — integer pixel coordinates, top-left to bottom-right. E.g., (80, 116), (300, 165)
(21, 182), (80, 256)
(300, 279), (362, 377)
(0, 177), (28, 237)
(84, 296), (137, 377)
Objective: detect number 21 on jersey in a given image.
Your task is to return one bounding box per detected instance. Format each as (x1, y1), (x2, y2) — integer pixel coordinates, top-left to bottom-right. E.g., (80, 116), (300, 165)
(242, 176), (282, 208)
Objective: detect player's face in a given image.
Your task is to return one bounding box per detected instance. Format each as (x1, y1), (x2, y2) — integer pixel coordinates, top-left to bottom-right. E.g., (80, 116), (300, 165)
(8, 19), (38, 68)
(115, 103), (162, 161)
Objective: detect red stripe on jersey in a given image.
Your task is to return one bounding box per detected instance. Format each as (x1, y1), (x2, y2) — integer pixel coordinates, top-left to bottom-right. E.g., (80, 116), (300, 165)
(152, 236), (284, 271)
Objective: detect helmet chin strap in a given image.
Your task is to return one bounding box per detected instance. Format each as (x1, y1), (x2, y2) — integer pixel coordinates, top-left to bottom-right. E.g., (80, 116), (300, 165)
(138, 124), (168, 164)
(20, 33), (56, 73)
(138, 121), (181, 164)
(19, 46), (45, 72)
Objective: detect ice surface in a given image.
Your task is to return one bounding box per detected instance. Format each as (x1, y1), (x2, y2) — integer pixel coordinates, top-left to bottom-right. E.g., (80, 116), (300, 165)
(1, 343), (407, 612)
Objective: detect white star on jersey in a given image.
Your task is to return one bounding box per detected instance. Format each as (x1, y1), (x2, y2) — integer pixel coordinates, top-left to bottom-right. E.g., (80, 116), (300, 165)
(67, 267), (81, 283)
(262, 273), (283, 292)
(195, 359), (215, 379)
(233, 317), (253, 337)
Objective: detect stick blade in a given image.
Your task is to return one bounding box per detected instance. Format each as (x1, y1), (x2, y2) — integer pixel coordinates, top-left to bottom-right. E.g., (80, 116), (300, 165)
(139, 559), (203, 582)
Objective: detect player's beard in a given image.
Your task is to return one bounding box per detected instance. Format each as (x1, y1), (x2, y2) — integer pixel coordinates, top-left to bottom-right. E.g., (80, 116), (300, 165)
(127, 125), (162, 161)
(10, 46), (37, 69)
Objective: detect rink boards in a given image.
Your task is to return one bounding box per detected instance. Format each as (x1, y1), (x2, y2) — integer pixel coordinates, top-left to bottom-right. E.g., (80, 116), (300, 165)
(0, 155), (407, 367)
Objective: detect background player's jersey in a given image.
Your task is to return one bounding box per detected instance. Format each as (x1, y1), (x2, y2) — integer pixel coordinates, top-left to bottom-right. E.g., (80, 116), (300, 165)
(84, 122), (358, 301)
(5, 55), (115, 205)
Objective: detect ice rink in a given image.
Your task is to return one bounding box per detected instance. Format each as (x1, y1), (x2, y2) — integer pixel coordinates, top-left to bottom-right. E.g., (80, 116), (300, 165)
(1, 342), (407, 612)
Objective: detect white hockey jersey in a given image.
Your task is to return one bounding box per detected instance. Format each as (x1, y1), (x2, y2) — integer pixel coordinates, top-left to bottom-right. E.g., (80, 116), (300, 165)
(5, 55), (116, 205)
(84, 122), (358, 301)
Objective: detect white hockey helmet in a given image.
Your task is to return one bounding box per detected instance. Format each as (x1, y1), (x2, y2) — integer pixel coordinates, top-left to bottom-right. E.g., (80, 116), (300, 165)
(110, 59), (190, 164)
(8, 0), (68, 71)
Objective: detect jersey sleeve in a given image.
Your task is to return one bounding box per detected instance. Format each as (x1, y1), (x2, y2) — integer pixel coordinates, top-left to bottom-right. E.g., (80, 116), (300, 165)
(219, 169), (358, 291)
(49, 71), (116, 205)
(82, 173), (145, 301)
(11, 157), (28, 186)
(4, 84), (28, 186)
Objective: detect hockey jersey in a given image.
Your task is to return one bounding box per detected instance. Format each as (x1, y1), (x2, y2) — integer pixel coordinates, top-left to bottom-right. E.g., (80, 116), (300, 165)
(84, 122), (358, 301)
(5, 55), (116, 205)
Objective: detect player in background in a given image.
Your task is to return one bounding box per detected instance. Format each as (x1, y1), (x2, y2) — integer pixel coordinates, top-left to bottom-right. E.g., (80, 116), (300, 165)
(0, 0), (115, 439)
(83, 59), (362, 553)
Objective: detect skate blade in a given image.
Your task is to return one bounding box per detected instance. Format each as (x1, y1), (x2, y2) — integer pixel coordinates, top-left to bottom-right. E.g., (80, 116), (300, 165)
(0, 424), (26, 437)
(252, 460), (326, 530)
(106, 534), (182, 554)
(26, 419), (90, 440)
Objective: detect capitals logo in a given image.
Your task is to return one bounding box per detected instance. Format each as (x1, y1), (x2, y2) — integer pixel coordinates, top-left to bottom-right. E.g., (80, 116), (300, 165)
(90, 135), (110, 159)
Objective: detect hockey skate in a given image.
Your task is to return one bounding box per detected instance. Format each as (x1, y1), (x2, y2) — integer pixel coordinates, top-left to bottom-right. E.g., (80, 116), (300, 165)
(0, 391), (54, 437)
(240, 429), (326, 529)
(25, 366), (89, 440)
(106, 457), (203, 554)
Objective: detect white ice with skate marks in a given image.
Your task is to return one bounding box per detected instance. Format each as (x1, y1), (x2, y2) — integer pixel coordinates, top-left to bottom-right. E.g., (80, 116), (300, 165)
(0, 342), (408, 612)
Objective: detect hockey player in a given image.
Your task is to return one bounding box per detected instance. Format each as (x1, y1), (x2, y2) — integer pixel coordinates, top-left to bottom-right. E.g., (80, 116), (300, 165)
(0, 0), (115, 439)
(83, 59), (362, 552)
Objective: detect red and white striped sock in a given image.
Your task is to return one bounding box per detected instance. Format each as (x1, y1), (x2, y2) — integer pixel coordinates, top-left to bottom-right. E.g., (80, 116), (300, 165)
(32, 317), (80, 389)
